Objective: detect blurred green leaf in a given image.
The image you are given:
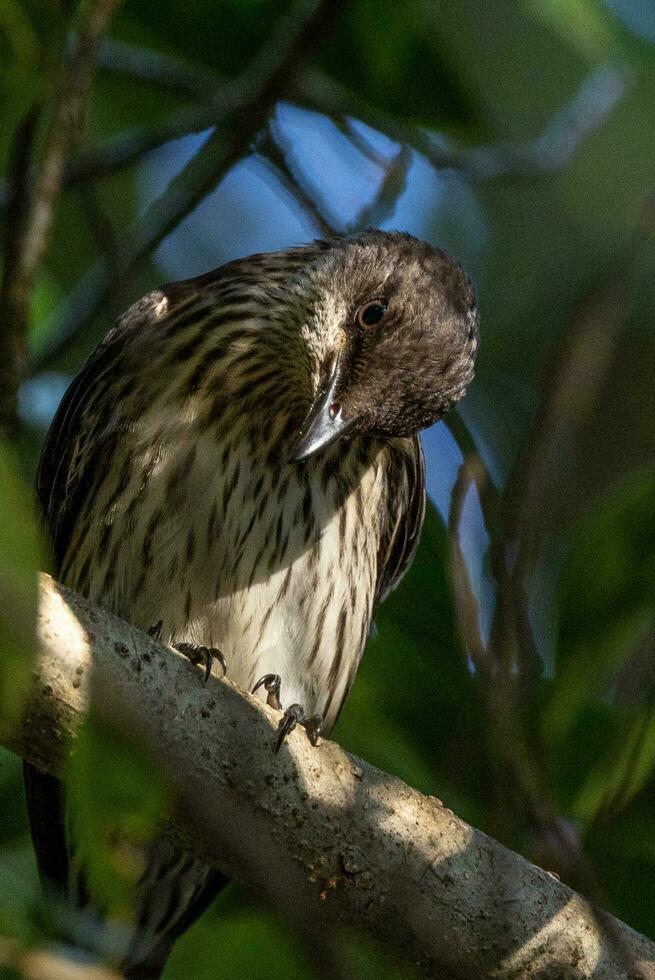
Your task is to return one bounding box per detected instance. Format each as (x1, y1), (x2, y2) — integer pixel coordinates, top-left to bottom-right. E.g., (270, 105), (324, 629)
(66, 717), (171, 916)
(542, 468), (655, 835)
(545, 467), (655, 743)
(166, 907), (316, 980)
(321, 0), (475, 130)
(573, 705), (655, 821)
(0, 442), (46, 735)
(527, 0), (629, 61)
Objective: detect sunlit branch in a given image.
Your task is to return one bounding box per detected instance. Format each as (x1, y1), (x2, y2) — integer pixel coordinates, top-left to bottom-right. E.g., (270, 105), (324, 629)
(8, 574), (655, 980)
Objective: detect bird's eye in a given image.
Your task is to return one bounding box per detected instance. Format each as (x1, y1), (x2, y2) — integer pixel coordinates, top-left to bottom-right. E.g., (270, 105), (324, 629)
(356, 300), (388, 329)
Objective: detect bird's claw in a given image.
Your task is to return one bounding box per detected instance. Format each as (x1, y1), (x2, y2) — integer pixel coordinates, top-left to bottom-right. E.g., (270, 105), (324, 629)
(274, 705), (322, 753)
(252, 675), (322, 751)
(274, 703), (303, 752)
(147, 620), (163, 641)
(304, 714), (322, 747)
(174, 642), (226, 683)
(252, 673), (282, 710)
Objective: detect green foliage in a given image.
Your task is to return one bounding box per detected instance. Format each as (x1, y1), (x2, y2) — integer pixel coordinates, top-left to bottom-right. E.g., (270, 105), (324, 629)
(546, 469), (655, 824)
(66, 716), (171, 916)
(168, 906), (315, 980)
(547, 468), (655, 743)
(321, 0), (476, 129)
(0, 443), (46, 735)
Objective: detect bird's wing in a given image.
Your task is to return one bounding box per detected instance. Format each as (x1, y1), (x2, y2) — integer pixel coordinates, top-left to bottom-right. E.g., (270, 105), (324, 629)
(38, 240), (337, 568)
(374, 435), (426, 611)
(28, 292), (180, 931)
(37, 326), (130, 569)
(31, 285), (235, 975)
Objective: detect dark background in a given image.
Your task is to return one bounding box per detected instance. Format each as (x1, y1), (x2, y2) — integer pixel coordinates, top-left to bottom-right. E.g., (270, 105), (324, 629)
(1, 0), (655, 975)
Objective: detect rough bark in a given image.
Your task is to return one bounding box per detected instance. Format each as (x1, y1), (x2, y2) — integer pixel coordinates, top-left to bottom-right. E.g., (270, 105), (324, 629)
(8, 574), (655, 980)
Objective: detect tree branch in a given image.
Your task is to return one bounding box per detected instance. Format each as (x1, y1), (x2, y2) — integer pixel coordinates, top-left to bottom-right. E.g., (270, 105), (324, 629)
(9, 574), (655, 980)
(0, 0), (119, 433)
(96, 37), (225, 98)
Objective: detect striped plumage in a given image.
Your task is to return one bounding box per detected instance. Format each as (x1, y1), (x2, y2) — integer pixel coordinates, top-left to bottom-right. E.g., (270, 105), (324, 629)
(25, 230), (478, 976)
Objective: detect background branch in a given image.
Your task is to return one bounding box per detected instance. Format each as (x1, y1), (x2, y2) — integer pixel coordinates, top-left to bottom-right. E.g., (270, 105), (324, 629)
(0, 0), (118, 433)
(295, 64), (628, 182)
(30, 0), (347, 373)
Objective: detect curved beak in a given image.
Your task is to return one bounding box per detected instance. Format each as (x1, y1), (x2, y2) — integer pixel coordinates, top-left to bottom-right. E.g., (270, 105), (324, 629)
(290, 356), (355, 462)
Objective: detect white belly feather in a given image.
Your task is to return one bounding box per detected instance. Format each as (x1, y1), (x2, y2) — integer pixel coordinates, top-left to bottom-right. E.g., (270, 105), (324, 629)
(77, 418), (386, 733)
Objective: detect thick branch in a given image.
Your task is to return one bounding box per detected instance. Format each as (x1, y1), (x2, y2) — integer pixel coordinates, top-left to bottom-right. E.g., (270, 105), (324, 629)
(9, 574), (655, 980)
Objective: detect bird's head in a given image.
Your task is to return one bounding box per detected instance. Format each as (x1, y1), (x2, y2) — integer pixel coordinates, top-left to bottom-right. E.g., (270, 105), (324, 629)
(291, 230), (479, 461)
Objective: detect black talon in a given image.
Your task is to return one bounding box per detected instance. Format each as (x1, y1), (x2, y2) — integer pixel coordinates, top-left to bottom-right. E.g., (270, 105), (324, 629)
(213, 649), (227, 679)
(303, 714), (323, 747)
(147, 620), (163, 641)
(174, 643), (226, 683)
(274, 704), (304, 753)
(252, 675), (323, 751)
(252, 673), (282, 710)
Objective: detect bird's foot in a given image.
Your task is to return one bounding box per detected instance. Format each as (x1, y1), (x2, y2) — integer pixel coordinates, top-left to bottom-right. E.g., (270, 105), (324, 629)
(147, 620), (163, 641)
(252, 673), (282, 710)
(275, 704), (322, 753)
(174, 642), (226, 683)
(147, 623), (226, 682)
(251, 675), (322, 751)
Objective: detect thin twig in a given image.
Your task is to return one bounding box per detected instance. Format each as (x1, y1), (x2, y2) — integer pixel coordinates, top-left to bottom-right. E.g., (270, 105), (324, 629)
(96, 37), (224, 97)
(0, 0), (119, 433)
(76, 183), (120, 272)
(259, 119), (412, 239)
(346, 144), (411, 232)
(448, 455), (492, 674)
(255, 127), (335, 237)
(0, 106), (42, 433)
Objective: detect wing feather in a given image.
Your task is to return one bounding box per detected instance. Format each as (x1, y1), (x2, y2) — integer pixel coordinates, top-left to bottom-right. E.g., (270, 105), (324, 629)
(374, 435), (426, 611)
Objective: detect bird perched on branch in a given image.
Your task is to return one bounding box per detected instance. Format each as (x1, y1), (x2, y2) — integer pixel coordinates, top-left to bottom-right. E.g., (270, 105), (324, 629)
(25, 230), (478, 976)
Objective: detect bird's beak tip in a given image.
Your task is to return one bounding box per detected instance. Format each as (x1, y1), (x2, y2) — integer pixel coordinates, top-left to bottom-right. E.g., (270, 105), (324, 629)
(289, 352), (356, 463)
(289, 406), (355, 462)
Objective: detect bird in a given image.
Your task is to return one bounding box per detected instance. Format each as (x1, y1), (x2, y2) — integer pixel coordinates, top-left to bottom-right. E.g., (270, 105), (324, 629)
(24, 229), (478, 977)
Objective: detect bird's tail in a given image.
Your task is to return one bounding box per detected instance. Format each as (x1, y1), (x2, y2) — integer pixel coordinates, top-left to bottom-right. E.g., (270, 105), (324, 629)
(23, 762), (227, 978)
(119, 840), (226, 977)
